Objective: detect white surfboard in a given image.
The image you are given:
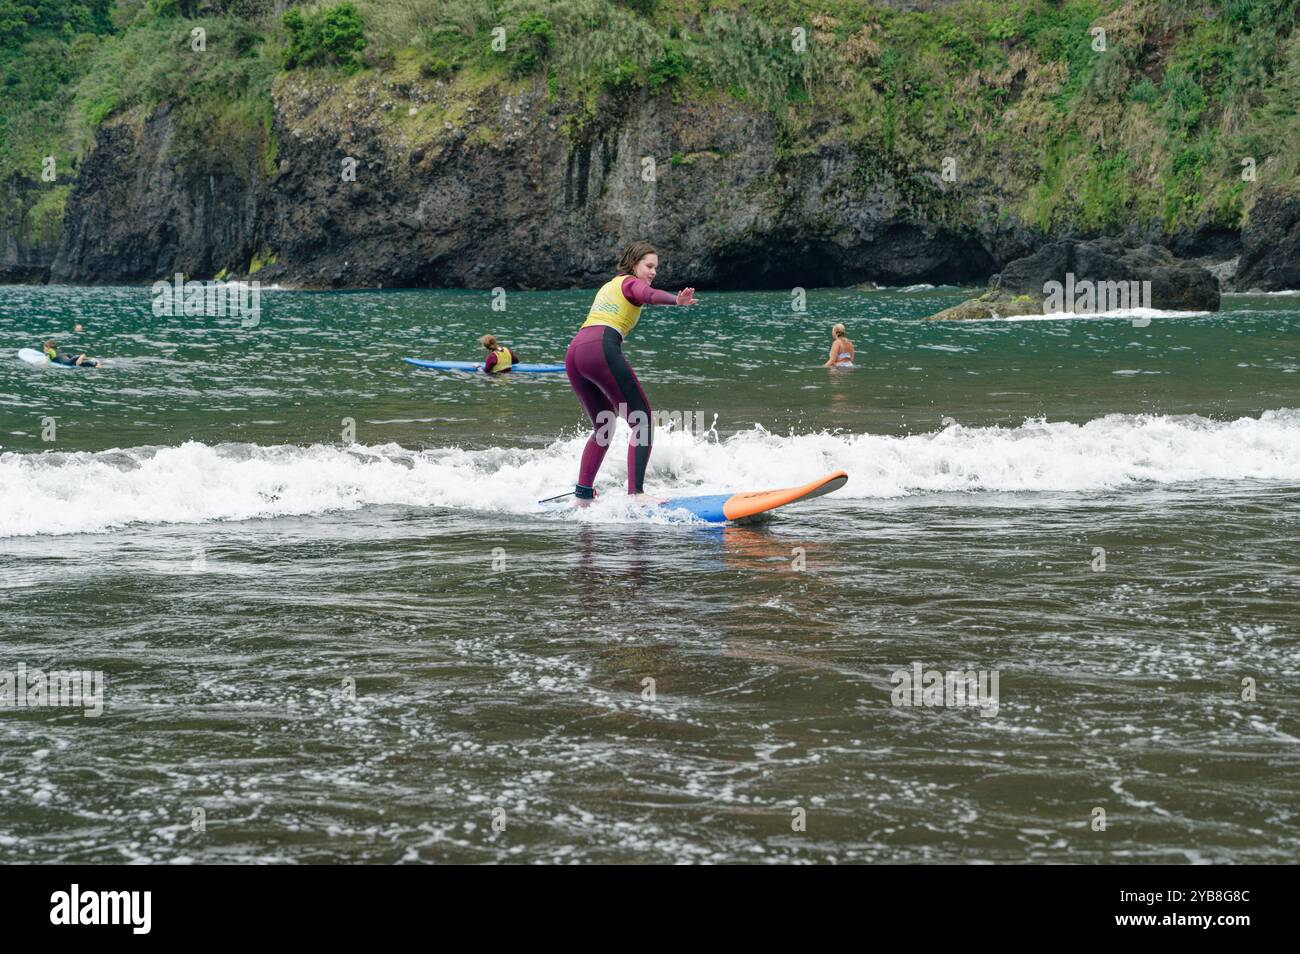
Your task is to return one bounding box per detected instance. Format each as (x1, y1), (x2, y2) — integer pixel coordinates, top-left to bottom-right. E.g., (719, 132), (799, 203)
(17, 348), (59, 366)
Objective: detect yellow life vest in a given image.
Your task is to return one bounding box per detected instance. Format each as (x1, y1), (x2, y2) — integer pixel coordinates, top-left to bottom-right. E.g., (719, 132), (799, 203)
(489, 347), (513, 372)
(581, 276), (642, 338)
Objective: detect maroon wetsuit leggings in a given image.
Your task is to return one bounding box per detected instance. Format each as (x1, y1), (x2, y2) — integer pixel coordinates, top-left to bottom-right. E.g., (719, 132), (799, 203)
(565, 324), (653, 495)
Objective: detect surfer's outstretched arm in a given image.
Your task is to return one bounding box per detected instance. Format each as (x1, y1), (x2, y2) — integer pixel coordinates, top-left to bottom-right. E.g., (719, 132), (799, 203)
(621, 277), (696, 307)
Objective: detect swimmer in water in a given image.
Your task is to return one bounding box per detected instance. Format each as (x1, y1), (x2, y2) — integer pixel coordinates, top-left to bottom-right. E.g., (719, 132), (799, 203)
(824, 323), (854, 368)
(480, 334), (517, 373)
(565, 241), (698, 506)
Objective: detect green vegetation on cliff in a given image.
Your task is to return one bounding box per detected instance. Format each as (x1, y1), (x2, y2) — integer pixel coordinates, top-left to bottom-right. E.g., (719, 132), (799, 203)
(3, 0), (1300, 256)
(1, 0), (279, 241)
(0, 1), (114, 177)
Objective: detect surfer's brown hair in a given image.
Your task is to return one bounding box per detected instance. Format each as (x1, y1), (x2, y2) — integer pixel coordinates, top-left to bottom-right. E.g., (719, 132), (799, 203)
(481, 334), (499, 351)
(616, 241), (658, 276)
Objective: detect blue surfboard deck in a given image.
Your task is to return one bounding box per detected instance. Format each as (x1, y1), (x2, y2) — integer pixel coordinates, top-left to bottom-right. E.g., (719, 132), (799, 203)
(656, 494), (732, 522)
(404, 357), (566, 374)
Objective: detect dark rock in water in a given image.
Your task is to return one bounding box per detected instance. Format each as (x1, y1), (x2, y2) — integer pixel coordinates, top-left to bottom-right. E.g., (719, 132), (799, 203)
(1232, 189), (1300, 292)
(999, 240), (1220, 309)
(927, 239), (1220, 320)
(925, 287), (1043, 321)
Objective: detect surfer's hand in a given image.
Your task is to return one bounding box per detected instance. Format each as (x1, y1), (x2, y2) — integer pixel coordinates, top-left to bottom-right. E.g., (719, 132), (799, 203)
(676, 287), (697, 306)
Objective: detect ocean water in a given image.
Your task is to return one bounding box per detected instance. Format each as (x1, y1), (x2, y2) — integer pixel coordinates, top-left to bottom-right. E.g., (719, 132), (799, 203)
(1, 283), (1297, 863)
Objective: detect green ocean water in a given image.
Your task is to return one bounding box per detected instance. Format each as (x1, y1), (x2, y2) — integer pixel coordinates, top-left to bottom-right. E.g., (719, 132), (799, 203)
(1, 283), (1298, 863)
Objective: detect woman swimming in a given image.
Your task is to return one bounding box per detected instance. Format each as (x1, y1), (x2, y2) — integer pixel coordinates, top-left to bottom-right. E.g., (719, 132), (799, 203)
(824, 323), (854, 368)
(566, 241), (697, 504)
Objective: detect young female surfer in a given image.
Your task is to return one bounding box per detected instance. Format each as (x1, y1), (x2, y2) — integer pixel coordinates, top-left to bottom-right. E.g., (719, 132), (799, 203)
(824, 324), (854, 368)
(566, 241), (697, 504)
(480, 334), (517, 373)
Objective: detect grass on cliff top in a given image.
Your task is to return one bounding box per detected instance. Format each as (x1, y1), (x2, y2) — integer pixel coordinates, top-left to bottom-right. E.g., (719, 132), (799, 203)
(353, 0), (1300, 234)
(1, 2), (279, 193)
(69, 12), (279, 177)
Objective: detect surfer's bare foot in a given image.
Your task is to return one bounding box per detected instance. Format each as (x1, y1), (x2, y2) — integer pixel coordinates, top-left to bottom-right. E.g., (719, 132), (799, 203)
(634, 493), (666, 506)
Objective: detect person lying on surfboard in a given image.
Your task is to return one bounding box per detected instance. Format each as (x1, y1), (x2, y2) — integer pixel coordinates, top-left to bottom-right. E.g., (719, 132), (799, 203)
(480, 334), (517, 374)
(566, 241), (697, 506)
(43, 340), (101, 368)
(823, 324), (854, 368)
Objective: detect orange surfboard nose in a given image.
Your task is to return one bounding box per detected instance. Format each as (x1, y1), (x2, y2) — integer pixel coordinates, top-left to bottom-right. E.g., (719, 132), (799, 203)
(721, 470), (849, 521)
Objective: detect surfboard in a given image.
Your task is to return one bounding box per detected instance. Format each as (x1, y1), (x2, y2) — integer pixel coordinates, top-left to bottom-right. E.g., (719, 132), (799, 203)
(17, 348), (67, 367)
(18, 348), (101, 368)
(543, 470), (849, 524)
(404, 358), (566, 374)
(657, 470), (849, 523)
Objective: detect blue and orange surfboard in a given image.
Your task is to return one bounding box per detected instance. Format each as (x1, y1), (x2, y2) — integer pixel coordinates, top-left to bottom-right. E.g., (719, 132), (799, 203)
(657, 470), (849, 523)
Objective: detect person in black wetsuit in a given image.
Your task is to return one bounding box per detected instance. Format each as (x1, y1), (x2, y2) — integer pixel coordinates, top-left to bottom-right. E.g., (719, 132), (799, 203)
(43, 340), (101, 368)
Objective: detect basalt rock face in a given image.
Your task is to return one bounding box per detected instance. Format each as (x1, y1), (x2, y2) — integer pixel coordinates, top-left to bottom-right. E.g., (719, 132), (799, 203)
(257, 81), (1007, 290)
(0, 182), (58, 284)
(50, 105), (262, 284)
(39, 78), (1022, 290)
(32, 74), (1284, 292)
(1232, 188), (1300, 292)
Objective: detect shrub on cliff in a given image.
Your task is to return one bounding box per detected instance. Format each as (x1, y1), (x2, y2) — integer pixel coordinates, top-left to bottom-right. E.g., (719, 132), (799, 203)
(282, 2), (366, 73)
(647, 41), (685, 93)
(146, 0), (181, 18)
(420, 55), (454, 80)
(1, 0), (112, 44)
(509, 14), (554, 78)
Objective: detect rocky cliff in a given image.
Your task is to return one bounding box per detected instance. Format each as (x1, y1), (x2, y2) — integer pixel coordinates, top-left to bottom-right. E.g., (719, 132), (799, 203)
(46, 75), (1029, 290)
(6, 1), (1300, 291)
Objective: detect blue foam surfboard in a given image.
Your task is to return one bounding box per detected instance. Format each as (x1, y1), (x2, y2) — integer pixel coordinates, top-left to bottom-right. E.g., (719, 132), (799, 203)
(404, 357), (566, 374)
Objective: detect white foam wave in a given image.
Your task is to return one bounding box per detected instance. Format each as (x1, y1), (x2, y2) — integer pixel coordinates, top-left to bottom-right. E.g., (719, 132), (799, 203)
(2, 409), (1299, 536)
(1003, 307), (1211, 322)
